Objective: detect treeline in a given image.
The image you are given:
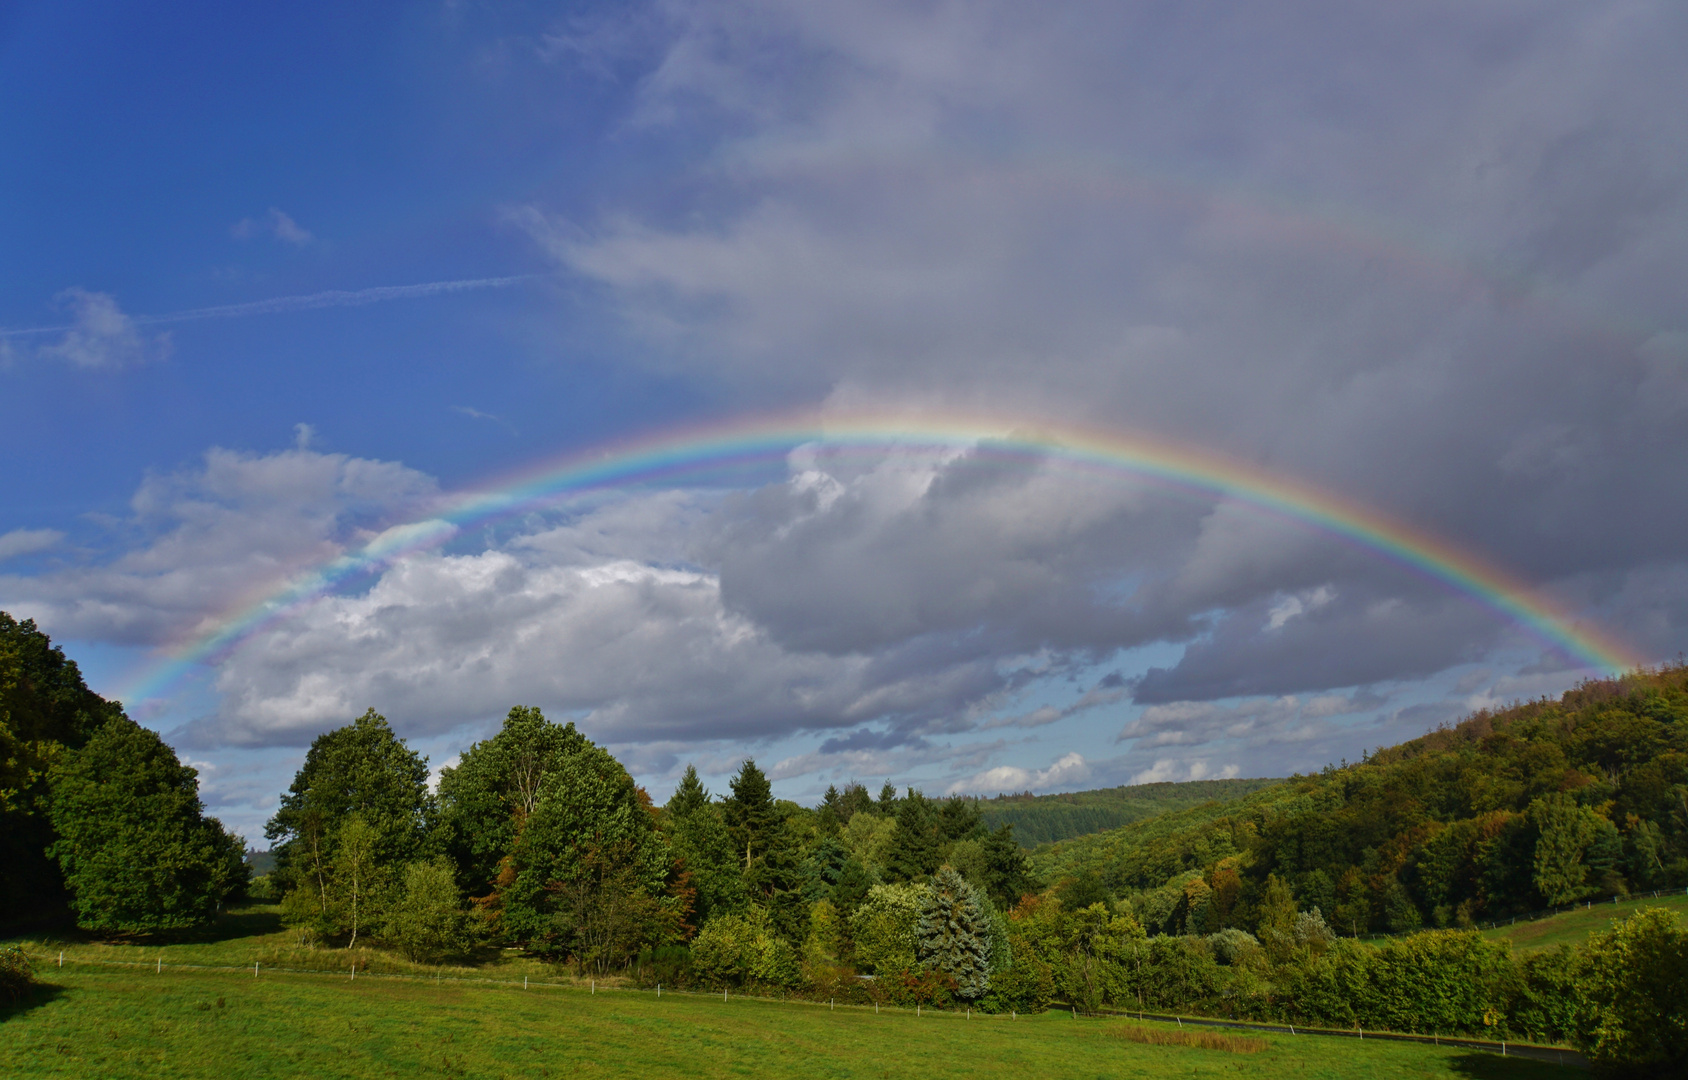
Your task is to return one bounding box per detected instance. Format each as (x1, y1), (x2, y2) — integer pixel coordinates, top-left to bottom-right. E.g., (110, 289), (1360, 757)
(977, 778), (1280, 847)
(1033, 666), (1688, 936)
(0, 614), (246, 935)
(258, 696), (1686, 1073)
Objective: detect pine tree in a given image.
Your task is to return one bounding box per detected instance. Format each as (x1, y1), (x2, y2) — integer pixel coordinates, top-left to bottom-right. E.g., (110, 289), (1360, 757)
(666, 765), (710, 818)
(917, 866), (992, 1001)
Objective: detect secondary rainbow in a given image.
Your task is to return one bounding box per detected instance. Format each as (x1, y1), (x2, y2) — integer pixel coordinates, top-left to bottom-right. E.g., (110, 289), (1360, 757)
(117, 411), (1640, 708)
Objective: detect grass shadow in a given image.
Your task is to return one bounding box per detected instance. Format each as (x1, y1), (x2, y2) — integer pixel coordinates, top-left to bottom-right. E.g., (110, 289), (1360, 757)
(0, 983), (66, 1023)
(1446, 1052), (1587, 1078)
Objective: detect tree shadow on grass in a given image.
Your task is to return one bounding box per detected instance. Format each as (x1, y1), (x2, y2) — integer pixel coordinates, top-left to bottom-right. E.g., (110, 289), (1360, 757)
(1446, 1052), (1588, 1078)
(0, 983), (66, 1023)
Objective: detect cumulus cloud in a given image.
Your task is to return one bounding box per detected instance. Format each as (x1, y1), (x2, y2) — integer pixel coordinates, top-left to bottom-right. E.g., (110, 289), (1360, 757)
(528, 0), (1688, 698)
(0, 445), (436, 647)
(948, 751), (1093, 796)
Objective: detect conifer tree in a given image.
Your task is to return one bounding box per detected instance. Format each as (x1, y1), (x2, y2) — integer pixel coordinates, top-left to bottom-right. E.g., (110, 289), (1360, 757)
(918, 866), (992, 1000)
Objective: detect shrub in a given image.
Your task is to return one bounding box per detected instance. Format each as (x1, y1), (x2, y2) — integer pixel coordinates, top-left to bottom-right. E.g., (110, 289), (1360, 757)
(384, 857), (475, 963)
(850, 882), (927, 976)
(978, 942), (1054, 1013)
(1366, 930), (1514, 1036)
(691, 908), (800, 988)
(1207, 927), (1262, 965)
(0, 945), (36, 1003)
(1509, 944), (1584, 1045)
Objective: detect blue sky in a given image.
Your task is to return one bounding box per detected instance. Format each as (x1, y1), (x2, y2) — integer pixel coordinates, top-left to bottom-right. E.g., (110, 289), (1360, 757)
(4, 2), (1687, 844)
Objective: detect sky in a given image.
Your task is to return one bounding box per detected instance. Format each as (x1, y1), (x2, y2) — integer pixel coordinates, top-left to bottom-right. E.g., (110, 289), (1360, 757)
(3, 1), (1686, 846)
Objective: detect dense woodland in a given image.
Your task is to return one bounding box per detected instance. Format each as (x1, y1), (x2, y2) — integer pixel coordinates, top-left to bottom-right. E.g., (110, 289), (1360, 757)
(3, 609), (1685, 1074)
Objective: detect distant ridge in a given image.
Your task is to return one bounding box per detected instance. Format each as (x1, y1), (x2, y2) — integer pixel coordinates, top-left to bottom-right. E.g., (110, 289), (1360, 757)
(976, 777), (1282, 847)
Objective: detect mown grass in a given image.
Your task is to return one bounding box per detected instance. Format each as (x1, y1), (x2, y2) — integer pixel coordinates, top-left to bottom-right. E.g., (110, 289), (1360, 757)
(1, 964), (1580, 1080)
(1478, 891), (1688, 952)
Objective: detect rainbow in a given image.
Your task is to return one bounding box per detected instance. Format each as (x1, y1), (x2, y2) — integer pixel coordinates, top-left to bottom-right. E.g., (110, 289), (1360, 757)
(117, 411), (1641, 708)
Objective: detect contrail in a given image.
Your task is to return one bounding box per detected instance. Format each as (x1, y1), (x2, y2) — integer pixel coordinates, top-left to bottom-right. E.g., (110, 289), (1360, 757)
(0, 275), (536, 337)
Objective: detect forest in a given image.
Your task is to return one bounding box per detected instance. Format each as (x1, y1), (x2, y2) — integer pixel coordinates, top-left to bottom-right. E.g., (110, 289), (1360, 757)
(3, 609), (1686, 1076)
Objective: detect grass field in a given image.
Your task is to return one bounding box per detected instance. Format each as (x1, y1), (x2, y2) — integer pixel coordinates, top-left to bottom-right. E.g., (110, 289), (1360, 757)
(2, 963), (1580, 1080)
(1477, 891), (1688, 952)
(0, 903), (1597, 1078)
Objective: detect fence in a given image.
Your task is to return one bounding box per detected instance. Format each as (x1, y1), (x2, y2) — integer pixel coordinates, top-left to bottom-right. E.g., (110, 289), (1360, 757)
(21, 948), (1586, 1069)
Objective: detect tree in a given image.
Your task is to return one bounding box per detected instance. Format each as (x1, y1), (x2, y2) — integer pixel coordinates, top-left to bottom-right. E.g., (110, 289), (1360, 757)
(546, 839), (678, 975)
(918, 867), (993, 1001)
(663, 792), (744, 926)
(885, 789), (943, 881)
(506, 727), (672, 953)
(1575, 907), (1688, 1074)
(723, 760), (777, 871)
(666, 764), (710, 818)
(48, 718), (246, 933)
(385, 857), (475, 962)
(438, 706), (578, 896)
(332, 815), (381, 949)
(266, 708), (432, 928)
(1530, 794), (1600, 905)
(1, 612), (126, 929)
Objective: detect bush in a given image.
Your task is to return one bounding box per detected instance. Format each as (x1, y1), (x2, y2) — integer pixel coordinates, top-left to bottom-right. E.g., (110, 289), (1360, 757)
(1207, 927), (1262, 965)
(384, 857), (475, 963)
(1366, 930), (1514, 1036)
(850, 883), (927, 975)
(0, 945), (36, 1003)
(691, 908), (800, 988)
(1509, 944), (1583, 1045)
(631, 945), (695, 988)
(1576, 908), (1688, 1076)
(979, 947), (1054, 1013)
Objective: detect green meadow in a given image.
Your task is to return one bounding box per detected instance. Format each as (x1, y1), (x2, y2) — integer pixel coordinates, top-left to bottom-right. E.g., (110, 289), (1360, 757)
(3, 960), (1576, 1080)
(1478, 891), (1688, 953)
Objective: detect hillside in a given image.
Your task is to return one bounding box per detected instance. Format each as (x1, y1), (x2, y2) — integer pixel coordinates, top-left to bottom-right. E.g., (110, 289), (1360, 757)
(976, 777), (1281, 847)
(1031, 666), (1688, 936)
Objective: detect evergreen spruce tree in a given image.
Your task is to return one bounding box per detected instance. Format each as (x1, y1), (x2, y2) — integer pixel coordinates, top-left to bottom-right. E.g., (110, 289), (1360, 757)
(885, 789), (943, 881)
(666, 764), (710, 818)
(48, 718), (246, 933)
(917, 866), (992, 1001)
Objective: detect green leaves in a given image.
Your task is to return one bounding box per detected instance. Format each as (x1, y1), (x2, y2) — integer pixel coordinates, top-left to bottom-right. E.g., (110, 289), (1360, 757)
(47, 718), (245, 934)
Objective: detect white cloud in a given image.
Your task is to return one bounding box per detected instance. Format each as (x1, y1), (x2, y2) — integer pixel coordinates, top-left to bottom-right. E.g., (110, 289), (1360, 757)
(948, 751), (1092, 796)
(1129, 758), (1240, 785)
(34, 288), (170, 369)
(0, 528), (64, 562)
(233, 207), (315, 246)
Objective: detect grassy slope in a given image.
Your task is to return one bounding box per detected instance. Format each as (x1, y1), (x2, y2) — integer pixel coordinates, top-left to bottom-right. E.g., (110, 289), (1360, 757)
(2, 964), (1575, 1080)
(1478, 892), (1688, 953)
(979, 778), (1282, 848)
(3, 906), (1577, 1079)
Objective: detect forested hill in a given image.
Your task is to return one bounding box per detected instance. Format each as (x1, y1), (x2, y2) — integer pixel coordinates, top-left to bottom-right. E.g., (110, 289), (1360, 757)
(976, 777), (1280, 847)
(1031, 666), (1688, 935)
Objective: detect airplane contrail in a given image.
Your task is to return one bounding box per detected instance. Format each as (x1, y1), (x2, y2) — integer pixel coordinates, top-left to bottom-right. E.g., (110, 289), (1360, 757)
(0, 275), (537, 337)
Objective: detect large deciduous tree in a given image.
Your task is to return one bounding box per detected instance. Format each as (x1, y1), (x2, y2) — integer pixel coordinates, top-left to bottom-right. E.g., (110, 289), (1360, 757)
(0, 613), (126, 929)
(265, 708), (432, 934)
(48, 718), (246, 934)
